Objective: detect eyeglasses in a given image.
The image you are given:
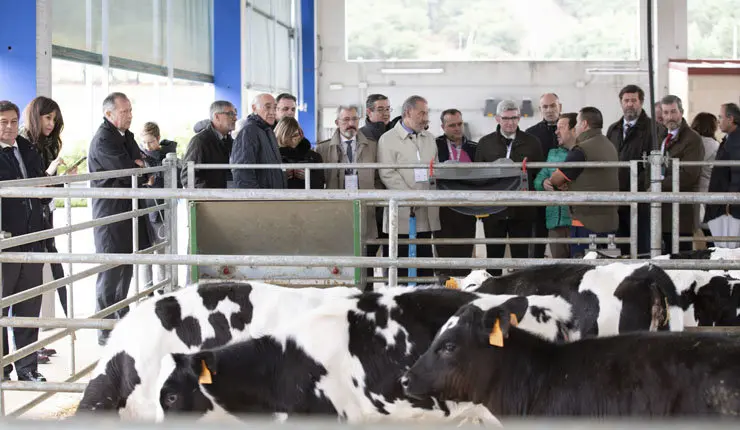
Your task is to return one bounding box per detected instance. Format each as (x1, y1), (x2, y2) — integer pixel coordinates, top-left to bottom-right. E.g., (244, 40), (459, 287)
(218, 111), (237, 118)
(500, 116), (520, 122)
(373, 107), (393, 113)
(339, 117), (360, 123)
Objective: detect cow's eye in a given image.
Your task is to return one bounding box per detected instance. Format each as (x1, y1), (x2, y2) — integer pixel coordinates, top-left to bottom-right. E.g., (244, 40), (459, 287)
(165, 393), (178, 405)
(440, 342), (456, 354)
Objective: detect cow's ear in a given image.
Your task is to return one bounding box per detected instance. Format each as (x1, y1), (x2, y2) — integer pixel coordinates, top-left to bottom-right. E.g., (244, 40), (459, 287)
(481, 297), (528, 346)
(192, 351), (218, 384)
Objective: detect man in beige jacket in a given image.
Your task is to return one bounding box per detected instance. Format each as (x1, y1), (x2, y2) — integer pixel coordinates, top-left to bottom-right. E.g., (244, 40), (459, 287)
(378, 95), (440, 281)
(316, 105), (379, 289)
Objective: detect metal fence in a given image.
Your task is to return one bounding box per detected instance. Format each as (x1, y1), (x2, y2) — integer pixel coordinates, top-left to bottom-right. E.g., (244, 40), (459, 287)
(2, 152), (740, 417)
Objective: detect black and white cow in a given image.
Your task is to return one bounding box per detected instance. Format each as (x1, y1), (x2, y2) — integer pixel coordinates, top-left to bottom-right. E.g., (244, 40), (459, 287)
(401, 300), (740, 418)
(583, 250), (740, 327)
(472, 262), (684, 336)
(76, 281), (361, 420)
(154, 288), (580, 424)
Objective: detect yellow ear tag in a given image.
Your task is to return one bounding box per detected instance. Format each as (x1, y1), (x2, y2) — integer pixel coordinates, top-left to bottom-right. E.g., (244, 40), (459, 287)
(445, 278), (459, 290)
(489, 319), (504, 347)
(509, 313), (519, 327)
(198, 360), (213, 385)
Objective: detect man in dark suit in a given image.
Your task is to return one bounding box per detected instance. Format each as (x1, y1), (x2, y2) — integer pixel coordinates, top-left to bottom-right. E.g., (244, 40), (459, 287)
(88, 92), (151, 346)
(435, 109), (478, 275)
(180, 100), (236, 188)
(0, 100), (49, 382)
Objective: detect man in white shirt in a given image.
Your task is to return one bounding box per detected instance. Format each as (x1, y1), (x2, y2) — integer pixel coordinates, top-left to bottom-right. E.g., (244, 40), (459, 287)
(378, 95), (440, 282)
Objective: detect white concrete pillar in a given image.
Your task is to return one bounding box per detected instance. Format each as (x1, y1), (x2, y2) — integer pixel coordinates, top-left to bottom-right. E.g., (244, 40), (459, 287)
(653, 0), (687, 98)
(36, 0), (52, 97)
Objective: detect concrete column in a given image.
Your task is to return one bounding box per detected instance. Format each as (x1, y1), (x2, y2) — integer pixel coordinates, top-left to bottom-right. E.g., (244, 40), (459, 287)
(653, 0), (688, 98)
(213, 0), (242, 109)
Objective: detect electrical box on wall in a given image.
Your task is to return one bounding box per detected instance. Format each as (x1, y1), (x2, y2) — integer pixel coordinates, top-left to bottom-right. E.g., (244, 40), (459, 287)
(520, 98), (534, 118)
(484, 99), (499, 117)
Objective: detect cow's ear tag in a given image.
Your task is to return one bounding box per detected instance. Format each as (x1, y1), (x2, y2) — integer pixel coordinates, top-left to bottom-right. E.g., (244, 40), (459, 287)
(489, 319), (504, 347)
(509, 313), (519, 327)
(198, 360), (213, 385)
(445, 278), (459, 290)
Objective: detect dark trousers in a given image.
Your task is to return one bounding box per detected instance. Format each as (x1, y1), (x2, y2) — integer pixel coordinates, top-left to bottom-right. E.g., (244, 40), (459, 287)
(570, 226), (615, 258)
(95, 264), (133, 343)
(396, 231), (434, 281)
(530, 207), (548, 258)
(3, 262), (43, 376)
(618, 204), (651, 256)
(662, 232), (692, 254)
(45, 211), (68, 316)
(435, 207), (477, 276)
(482, 217), (532, 276)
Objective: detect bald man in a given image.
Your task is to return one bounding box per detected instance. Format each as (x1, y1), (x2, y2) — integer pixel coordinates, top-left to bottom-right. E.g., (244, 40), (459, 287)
(526, 93), (562, 259)
(230, 93), (286, 189)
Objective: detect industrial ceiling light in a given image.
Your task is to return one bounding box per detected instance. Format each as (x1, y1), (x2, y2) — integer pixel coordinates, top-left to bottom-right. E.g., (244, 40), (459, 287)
(379, 68), (445, 75)
(585, 67), (649, 75)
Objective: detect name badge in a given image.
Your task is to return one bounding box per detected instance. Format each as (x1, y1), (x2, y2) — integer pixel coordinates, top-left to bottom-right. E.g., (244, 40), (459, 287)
(414, 168), (429, 183)
(345, 174), (359, 191)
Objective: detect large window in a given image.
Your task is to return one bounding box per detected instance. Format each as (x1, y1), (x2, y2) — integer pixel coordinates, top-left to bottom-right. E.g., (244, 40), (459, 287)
(687, 0), (740, 59)
(345, 0), (640, 61)
(245, 1), (296, 94)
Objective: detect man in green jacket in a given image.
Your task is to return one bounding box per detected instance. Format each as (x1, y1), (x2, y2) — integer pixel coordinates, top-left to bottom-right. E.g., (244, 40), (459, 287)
(534, 113), (576, 258)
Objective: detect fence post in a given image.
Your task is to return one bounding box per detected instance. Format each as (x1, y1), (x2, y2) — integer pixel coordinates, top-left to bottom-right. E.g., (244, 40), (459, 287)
(649, 150), (664, 257)
(131, 174), (139, 299)
(388, 199), (399, 287)
(671, 158), (680, 254)
(64, 183), (76, 377)
(164, 153), (179, 291)
(629, 160), (639, 258)
(304, 167), (311, 190)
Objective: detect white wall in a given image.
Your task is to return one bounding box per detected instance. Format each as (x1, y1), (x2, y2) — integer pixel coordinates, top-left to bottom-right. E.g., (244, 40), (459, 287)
(315, 0), (652, 142)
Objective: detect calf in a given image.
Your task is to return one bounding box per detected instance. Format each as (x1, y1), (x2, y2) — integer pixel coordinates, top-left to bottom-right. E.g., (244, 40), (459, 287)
(474, 262), (684, 336)
(76, 280), (361, 421)
(154, 289), (579, 424)
(402, 301), (740, 418)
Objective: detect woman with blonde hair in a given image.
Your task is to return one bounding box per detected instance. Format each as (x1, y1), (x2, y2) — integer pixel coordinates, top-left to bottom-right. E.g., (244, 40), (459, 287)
(274, 117), (324, 189)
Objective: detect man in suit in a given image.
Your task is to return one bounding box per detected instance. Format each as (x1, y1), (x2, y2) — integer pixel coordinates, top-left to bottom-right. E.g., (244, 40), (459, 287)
(181, 100), (236, 188)
(316, 105), (378, 290)
(88, 92), (151, 346)
(0, 100), (49, 382)
(434, 109), (477, 275)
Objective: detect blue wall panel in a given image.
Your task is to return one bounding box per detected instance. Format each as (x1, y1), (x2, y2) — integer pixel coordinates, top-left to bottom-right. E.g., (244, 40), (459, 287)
(213, 0), (241, 110)
(0, 0), (37, 111)
(299, 0), (316, 143)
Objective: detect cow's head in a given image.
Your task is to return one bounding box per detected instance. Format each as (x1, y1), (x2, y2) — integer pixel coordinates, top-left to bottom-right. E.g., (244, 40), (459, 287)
(401, 296), (528, 403)
(155, 352), (218, 421)
(439, 270), (493, 292)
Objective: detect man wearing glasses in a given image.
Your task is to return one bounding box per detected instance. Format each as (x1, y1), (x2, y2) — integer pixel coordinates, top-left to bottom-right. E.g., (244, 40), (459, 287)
(360, 94), (393, 142)
(475, 100), (544, 275)
(181, 100), (237, 188)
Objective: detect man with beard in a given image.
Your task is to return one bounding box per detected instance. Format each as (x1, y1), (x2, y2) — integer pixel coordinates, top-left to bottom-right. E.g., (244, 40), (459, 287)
(606, 85), (663, 255)
(378, 95), (439, 282)
(526, 93), (562, 259)
(654, 95), (704, 253)
(316, 105), (378, 289)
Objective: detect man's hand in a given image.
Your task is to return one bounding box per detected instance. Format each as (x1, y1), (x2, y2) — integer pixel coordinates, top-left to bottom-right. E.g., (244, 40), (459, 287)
(134, 159), (145, 167)
(294, 169), (305, 180)
(542, 178), (554, 191)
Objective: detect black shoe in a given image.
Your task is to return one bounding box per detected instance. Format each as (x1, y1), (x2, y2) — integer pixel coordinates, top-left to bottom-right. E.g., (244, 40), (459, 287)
(16, 370), (46, 382)
(40, 347), (57, 356)
(37, 353), (51, 364)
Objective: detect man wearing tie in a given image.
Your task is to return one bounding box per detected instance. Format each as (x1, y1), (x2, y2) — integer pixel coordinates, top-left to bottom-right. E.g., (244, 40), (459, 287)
(0, 101), (49, 382)
(316, 105), (378, 290)
(654, 95), (704, 253)
(475, 100), (543, 275)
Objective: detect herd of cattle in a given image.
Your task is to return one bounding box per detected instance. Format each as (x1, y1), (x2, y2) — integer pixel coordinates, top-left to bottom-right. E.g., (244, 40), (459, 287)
(73, 247), (740, 425)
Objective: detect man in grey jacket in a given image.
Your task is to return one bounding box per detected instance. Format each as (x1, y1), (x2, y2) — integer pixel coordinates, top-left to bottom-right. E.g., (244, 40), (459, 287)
(230, 93), (286, 189)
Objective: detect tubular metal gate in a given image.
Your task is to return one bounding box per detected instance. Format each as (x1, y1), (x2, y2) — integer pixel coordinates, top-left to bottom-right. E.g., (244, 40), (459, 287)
(2, 152), (740, 417)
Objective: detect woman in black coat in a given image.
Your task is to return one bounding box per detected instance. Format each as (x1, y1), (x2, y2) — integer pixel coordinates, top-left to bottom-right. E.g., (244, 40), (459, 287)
(274, 117), (325, 189)
(20, 96), (76, 361)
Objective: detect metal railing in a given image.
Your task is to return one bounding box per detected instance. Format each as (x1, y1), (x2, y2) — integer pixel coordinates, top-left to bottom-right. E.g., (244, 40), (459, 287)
(1, 153), (740, 417)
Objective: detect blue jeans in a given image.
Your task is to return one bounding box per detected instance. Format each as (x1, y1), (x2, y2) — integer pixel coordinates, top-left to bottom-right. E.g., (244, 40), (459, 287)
(570, 226), (615, 258)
